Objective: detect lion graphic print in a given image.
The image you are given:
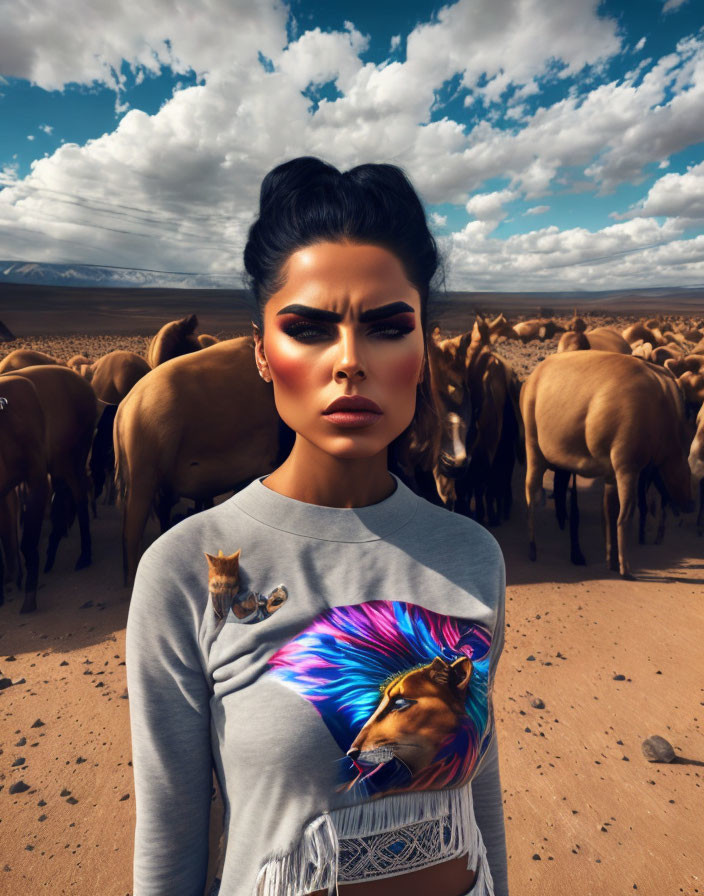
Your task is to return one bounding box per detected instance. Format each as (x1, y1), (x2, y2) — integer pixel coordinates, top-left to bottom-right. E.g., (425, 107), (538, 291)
(266, 600), (494, 799)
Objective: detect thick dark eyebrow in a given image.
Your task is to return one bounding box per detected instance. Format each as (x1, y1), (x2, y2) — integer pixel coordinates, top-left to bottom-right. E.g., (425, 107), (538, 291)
(276, 301), (415, 323)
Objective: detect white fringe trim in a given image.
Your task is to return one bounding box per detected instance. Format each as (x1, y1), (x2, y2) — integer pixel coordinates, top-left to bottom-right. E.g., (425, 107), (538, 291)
(249, 784), (494, 896)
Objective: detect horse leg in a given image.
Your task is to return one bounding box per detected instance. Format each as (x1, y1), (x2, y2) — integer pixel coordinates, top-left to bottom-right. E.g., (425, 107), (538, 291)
(73, 468), (92, 570)
(553, 468), (570, 530)
(44, 479), (74, 573)
(0, 489), (19, 587)
(569, 473), (586, 565)
(155, 487), (175, 534)
(525, 452), (546, 562)
(122, 471), (158, 588)
(637, 466), (648, 545)
(614, 467), (639, 580)
(603, 480), (619, 571)
(19, 475), (49, 614)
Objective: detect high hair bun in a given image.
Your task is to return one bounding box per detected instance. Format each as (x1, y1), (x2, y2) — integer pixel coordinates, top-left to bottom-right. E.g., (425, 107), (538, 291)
(258, 156), (342, 216)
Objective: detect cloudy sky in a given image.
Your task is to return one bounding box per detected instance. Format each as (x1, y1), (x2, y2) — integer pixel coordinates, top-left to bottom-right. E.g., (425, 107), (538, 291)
(1, 0), (703, 291)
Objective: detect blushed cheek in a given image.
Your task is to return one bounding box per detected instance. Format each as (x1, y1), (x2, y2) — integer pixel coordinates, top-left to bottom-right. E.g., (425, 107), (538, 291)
(388, 350), (423, 388)
(265, 340), (312, 393)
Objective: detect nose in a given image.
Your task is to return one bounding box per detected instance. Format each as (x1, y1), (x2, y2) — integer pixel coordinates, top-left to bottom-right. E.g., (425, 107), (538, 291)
(334, 328), (366, 381)
(346, 747), (360, 761)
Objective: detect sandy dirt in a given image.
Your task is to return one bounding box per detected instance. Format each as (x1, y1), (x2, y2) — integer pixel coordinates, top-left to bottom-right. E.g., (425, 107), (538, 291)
(1, 308), (703, 896)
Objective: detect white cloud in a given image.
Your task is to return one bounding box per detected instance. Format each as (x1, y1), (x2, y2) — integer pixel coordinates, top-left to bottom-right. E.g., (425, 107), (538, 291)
(621, 161), (704, 222)
(0, 0), (289, 92)
(525, 205), (550, 215)
(39, 123), (53, 134)
(466, 189), (517, 225)
(663, 0), (689, 13)
(390, 35), (401, 52)
(0, 0), (702, 291)
(634, 36), (646, 52)
(443, 215), (704, 290)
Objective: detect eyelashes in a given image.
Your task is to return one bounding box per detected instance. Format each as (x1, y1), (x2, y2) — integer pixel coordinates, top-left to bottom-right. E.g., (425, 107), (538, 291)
(282, 322), (415, 342)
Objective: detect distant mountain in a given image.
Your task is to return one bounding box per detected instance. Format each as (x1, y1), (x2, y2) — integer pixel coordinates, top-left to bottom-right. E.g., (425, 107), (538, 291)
(0, 260), (240, 290)
(1, 261), (702, 308)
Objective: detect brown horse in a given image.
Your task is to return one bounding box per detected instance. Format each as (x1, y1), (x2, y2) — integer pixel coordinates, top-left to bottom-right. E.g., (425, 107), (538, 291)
(147, 313), (202, 367)
(1, 365), (98, 589)
(114, 337), (282, 587)
(521, 351), (694, 579)
(0, 375), (50, 613)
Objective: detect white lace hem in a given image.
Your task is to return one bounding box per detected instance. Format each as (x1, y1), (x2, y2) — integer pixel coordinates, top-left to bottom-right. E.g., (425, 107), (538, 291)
(249, 783), (494, 896)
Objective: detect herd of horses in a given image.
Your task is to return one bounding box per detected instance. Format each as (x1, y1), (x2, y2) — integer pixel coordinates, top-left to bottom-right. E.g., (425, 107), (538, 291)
(0, 308), (702, 613)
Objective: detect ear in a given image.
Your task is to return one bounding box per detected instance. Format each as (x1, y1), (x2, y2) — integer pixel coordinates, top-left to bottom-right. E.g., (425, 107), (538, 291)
(428, 656), (451, 684)
(251, 325), (271, 380)
(449, 656), (473, 692)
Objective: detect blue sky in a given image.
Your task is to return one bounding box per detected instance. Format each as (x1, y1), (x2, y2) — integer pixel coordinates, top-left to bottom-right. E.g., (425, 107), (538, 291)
(0, 0), (703, 290)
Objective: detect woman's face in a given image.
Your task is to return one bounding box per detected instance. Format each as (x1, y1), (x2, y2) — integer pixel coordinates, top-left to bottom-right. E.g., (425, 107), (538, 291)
(253, 240), (426, 460)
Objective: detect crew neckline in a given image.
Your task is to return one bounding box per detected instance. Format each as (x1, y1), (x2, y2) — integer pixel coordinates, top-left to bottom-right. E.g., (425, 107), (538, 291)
(230, 471), (419, 542)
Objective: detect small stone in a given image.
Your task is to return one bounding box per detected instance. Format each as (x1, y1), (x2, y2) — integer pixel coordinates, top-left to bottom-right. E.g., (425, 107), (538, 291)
(11, 757), (25, 767)
(30, 719), (45, 728)
(79, 600), (94, 609)
(0, 678), (12, 690)
(532, 853), (541, 860)
(531, 697), (545, 709)
(526, 655), (536, 661)
(75, 757), (87, 764)
(38, 814), (47, 822)
(656, 670), (662, 675)
(613, 674), (626, 681)
(60, 788), (71, 797)
(641, 735), (675, 763)
(119, 793), (130, 801)
(9, 780), (30, 794)
(60, 661), (68, 666)
(66, 796), (79, 804)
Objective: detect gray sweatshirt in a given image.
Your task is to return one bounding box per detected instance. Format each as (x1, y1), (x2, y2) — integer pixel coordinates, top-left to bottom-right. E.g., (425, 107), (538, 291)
(126, 472), (508, 896)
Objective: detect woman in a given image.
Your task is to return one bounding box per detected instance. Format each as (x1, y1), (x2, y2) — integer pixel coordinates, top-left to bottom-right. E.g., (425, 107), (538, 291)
(126, 156), (508, 896)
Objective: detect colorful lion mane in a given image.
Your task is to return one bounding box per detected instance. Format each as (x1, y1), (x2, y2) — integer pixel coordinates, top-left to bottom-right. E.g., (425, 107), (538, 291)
(266, 599), (493, 798)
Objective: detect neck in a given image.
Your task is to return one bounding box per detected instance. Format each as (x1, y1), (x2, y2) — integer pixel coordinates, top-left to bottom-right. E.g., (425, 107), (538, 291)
(261, 438), (396, 508)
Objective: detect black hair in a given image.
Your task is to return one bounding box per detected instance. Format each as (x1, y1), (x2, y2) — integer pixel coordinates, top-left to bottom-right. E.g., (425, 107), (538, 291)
(242, 155), (446, 472)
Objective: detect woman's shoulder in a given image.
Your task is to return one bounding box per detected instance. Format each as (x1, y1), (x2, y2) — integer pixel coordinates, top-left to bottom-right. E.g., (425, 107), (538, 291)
(134, 499), (241, 595)
(412, 492), (505, 564)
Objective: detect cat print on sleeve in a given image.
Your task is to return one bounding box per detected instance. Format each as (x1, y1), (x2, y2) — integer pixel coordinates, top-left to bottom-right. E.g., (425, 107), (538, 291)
(204, 548), (288, 624)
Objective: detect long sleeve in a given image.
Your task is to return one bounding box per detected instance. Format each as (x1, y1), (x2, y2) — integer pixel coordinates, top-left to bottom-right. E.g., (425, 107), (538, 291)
(472, 733), (509, 896)
(472, 534), (508, 895)
(125, 536), (214, 896)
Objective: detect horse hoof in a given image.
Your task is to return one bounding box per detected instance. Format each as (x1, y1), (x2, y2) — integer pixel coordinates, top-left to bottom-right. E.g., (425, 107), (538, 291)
(571, 553), (586, 566)
(528, 543), (536, 561)
(75, 555), (92, 571)
(20, 600), (37, 614)
(620, 571), (636, 581)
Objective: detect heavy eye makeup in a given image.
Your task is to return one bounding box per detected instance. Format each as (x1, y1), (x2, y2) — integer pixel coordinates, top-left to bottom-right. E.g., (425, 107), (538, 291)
(278, 313), (416, 342)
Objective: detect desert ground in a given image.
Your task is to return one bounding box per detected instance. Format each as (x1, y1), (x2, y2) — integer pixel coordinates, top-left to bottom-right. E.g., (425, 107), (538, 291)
(1, 297), (703, 896)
